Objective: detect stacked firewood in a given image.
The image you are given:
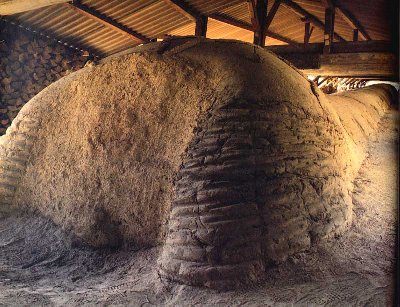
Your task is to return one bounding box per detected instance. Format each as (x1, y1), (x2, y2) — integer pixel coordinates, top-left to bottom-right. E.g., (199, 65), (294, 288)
(0, 22), (88, 135)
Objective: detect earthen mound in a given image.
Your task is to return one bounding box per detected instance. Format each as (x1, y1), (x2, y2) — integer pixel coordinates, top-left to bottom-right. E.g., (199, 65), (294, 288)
(0, 38), (396, 289)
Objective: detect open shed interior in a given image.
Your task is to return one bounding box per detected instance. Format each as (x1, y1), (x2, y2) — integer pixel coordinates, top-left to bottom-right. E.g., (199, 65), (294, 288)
(0, 0), (399, 306)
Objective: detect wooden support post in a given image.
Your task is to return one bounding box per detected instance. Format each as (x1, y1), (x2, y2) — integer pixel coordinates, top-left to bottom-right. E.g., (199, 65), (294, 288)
(250, 0), (268, 47)
(195, 15), (208, 37)
(304, 21), (312, 44)
(353, 29), (359, 42)
(323, 7), (335, 53)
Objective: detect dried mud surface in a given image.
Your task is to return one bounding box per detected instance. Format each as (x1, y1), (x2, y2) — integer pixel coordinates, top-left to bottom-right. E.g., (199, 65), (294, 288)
(0, 108), (397, 306)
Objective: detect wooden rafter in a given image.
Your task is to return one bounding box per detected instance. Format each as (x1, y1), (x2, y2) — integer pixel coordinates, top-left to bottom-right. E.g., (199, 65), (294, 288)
(210, 13), (297, 45)
(210, 13), (254, 31)
(161, 0), (293, 44)
(67, 1), (150, 43)
(281, 0), (345, 42)
(161, 0), (200, 21)
(265, 0), (281, 31)
(333, 2), (371, 41)
(319, 0), (370, 41)
(161, 0), (209, 37)
(267, 31), (297, 45)
(321, 0), (370, 41)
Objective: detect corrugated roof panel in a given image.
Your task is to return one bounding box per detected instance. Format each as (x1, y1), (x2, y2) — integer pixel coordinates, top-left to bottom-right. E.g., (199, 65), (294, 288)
(7, 3), (146, 56)
(8, 5), (100, 54)
(207, 18), (253, 43)
(187, 0), (245, 15)
(219, 2), (251, 24)
(268, 5), (305, 43)
(169, 22), (195, 36)
(118, 1), (191, 38)
(83, 0), (157, 20)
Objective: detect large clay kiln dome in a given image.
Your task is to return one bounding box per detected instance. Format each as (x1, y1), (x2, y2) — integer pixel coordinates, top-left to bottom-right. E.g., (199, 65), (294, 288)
(0, 38), (394, 289)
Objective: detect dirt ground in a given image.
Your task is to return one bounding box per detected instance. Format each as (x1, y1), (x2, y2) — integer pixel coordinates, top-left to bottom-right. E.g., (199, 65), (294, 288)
(0, 106), (397, 306)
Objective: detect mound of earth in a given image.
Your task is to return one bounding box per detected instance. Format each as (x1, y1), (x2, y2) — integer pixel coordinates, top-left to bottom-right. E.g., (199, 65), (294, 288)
(0, 38), (397, 288)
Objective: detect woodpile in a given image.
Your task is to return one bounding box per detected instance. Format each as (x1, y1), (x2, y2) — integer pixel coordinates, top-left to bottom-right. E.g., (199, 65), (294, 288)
(0, 22), (87, 135)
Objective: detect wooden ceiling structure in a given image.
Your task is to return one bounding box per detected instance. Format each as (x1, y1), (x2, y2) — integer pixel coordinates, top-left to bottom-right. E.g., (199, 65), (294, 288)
(0, 0), (398, 80)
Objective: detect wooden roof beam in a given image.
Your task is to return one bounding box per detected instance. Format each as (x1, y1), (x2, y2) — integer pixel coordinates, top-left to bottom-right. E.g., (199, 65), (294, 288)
(303, 52), (397, 78)
(161, 0), (209, 37)
(67, 1), (150, 43)
(281, 0), (345, 42)
(161, 0), (201, 21)
(210, 13), (254, 31)
(333, 2), (371, 41)
(265, 0), (281, 31)
(321, 0), (370, 40)
(266, 30), (297, 45)
(210, 13), (298, 45)
(0, 0), (70, 15)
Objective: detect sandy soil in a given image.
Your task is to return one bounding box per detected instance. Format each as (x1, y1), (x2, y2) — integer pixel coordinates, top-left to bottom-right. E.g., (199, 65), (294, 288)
(0, 107), (397, 306)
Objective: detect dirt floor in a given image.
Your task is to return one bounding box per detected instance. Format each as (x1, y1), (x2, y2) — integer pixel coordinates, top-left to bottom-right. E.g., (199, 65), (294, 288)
(0, 106), (397, 306)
